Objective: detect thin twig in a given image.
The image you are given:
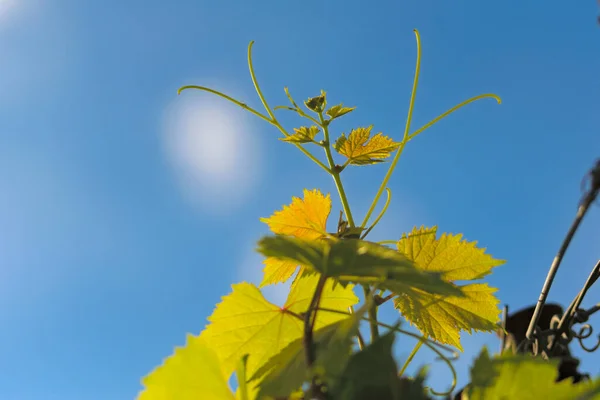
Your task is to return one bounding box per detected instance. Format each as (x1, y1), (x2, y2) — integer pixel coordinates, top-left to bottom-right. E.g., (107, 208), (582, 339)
(375, 293), (397, 306)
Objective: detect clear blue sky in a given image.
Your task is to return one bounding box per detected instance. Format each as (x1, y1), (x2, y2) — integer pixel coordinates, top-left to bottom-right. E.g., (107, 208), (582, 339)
(1, 1), (599, 399)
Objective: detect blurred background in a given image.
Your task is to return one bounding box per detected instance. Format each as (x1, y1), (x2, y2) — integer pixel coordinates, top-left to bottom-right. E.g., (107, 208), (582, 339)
(0, 0), (599, 398)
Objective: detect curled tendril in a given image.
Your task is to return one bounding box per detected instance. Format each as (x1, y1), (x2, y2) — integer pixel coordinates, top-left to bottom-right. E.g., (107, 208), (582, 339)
(273, 105), (297, 112)
(407, 93), (502, 141)
(179, 41), (333, 173)
(574, 324), (600, 352)
(374, 321), (458, 396)
(361, 188), (392, 239)
(361, 29), (501, 230)
(177, 85), (273, 124)
(315, 307), (459, 395)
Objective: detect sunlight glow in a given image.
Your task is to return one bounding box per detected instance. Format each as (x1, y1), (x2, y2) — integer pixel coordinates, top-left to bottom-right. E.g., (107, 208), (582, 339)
(163, 94), (262, 214)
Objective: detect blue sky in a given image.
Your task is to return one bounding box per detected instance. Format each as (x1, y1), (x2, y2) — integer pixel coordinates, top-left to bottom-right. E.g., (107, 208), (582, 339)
(1, 0), (599, 399)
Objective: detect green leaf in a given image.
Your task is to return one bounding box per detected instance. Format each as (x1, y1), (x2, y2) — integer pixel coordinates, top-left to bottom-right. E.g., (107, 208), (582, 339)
(256, 235), (462, 299)
(394, 226), (504, 350)
(304, 90), (327, 113)
(332, 329), (398, 400)
(201, 274), (358, 380)
(280, 126), (320, 143)
(250, 300), (370, 399)
(326, 103), (356, 120)
(466, 348), (600, 400)
(138, 335), (235, 400)
(333, 126), (401, 165)
(331, 329), (431, 400)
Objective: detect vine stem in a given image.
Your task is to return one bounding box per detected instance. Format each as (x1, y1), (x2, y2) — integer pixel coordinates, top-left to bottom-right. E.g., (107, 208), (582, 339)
(319, 112), (355, 227)
(376, 292), (397, 306)
(364, 285), (379, 339)
(304, 274), (328, 399)
(320, 108), (380, 347)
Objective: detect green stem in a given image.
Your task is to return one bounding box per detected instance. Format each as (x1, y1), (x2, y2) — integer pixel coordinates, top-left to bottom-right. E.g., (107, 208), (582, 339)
(320, 110), (373, 350)
(361, 30), (422, 228)
(319, 112), (355, 227)
(398, 339), (424, 376)
(378, 293), (397, 305)
(363, 285), (379, 340)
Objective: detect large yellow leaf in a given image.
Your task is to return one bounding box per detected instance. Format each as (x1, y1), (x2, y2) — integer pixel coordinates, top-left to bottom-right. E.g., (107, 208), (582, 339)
(138, 335), (234, 400)
(396, 226), (505, 281)
(251, 301), (370, 399)
(394, 283), (499, 350)
(201, 274), (358, 381)
(259, 189), (332, 286)
(333, 126), (401, 165)
(394, 226), (505, 350)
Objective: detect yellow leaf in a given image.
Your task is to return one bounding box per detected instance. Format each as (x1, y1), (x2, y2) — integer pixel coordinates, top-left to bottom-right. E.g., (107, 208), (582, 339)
(394, 283), (500, 351)
(326, 103), (356, 120)
(394, 226), (505, 350)
(138, 335), (234, 400)
(260, 258), (301, 287)
(396, 226), (505, 281)
(259, 189), (331, 286)
(280, 126), (320, 143)
(202, 275), (358, 381)
(260, 189), (331, 239)
(333, 126), (400, 165)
